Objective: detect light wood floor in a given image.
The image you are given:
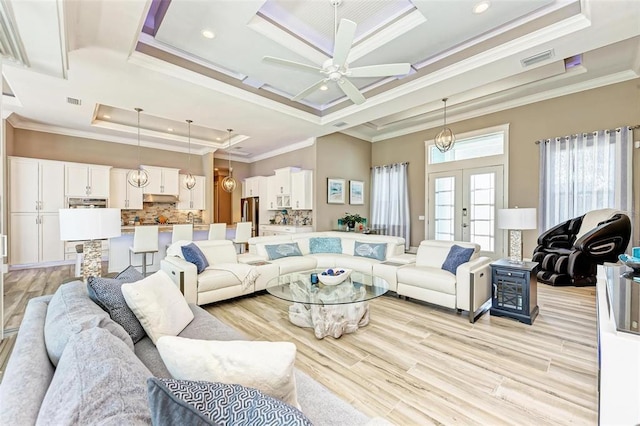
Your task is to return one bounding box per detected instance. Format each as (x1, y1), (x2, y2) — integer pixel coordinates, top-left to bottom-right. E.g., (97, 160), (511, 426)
(1, 265), (598, 425)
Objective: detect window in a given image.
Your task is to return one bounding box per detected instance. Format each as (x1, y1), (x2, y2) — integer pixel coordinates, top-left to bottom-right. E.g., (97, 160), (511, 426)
(429, 131), (504, 165)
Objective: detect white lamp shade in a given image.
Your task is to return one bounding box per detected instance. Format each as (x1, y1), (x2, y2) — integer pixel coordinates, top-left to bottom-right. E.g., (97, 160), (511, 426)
(59, 208), (122, 241)
(497, 208), (537, 230)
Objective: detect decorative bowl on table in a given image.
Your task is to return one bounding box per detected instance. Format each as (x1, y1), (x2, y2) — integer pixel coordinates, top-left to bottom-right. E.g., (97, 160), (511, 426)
(318, 268), (352, 286)
(619, 254), (640, 276)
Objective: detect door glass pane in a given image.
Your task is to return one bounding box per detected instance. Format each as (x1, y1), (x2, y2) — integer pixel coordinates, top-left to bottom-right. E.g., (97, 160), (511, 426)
(434, 176), (455, 241)
(469, 173), (495, 251)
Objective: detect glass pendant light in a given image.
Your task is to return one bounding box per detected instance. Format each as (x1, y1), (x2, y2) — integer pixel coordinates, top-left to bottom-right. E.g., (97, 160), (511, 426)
(434, 98), (455, 153)
(127, 107), (150, 188)
(183, 119), (196, 190)
(221, 128), (237, 193)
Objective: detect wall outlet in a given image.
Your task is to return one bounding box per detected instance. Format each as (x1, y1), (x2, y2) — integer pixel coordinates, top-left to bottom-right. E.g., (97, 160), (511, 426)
(418, 215), (425, 221)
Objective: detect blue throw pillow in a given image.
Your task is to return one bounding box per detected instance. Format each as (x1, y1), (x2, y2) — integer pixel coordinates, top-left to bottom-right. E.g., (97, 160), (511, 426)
(181, 243), (209, 274)
(265, 243), (303, 260)
(309, 237), (342, 254)
(147, 378), (312, 426)
(353, 241), (387, 261)
(441, 244), (475, 274)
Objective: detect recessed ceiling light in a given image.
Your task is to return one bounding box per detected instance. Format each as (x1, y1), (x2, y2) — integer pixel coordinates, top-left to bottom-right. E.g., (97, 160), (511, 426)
(473, 1), (490, 14)
(319, 84), (328, 91)
(216, 137), (221, 141)
(103, 114), (111, 119)
(167, 128), (174, 132)
(201, 29), (215, 39)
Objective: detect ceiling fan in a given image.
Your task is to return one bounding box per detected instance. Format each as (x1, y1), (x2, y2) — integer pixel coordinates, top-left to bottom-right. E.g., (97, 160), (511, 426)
(263, 0), (411, 105)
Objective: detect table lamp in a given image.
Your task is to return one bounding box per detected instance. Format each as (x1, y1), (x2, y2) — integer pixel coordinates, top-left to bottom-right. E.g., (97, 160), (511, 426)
(497, 207), (537, 264)
(59, 208), (121, 281)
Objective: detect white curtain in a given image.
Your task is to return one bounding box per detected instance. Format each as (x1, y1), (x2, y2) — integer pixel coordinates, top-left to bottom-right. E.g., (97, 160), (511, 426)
(370, 162), (410, 249)
(538, 126), (633, 230)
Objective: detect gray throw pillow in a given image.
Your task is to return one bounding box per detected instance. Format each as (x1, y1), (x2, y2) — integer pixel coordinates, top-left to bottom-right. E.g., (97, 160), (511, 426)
(87, 267), (147, 343)
(441, 244), (475, 274)
(147, 378), (311, 426)
(37, 327), (152, 424)
(353, 241), (387, 261)
(265, 243), (303, 260)
(45, 281), (133, 366)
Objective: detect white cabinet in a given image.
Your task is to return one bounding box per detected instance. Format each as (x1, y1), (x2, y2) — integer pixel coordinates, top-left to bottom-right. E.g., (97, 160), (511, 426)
(273, 167), (299, 195)
(291, 170), (313, 210)
(110, 168), (143, 210)
(177, 175), (206, 210)
(243, 176), (264, 198)
(65, 163), (111, 197)
(259, 225), (313, 236)
(9, 157), (65, 213)
(142, 166), (180, 195)
(265, 176), (279, 210)
(10, 212), (63, 264)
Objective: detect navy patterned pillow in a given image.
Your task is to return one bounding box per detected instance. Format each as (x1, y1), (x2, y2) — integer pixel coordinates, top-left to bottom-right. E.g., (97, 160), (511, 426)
(353, 241), (387, 261)
(87, 267), (146, 343)
(181, 243), (209, 274)
(264, 243), (303, 260)
(441, 244), (475, 274)
(309, 237), (342, 254)
(147, 378), (312, 426)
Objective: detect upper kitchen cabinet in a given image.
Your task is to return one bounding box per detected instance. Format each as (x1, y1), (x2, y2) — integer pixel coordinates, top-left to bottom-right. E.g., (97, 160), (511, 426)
(65, 163), (111, 198)
(242, 176), (265, 198)
(177, 175), (206, 210)
(142, 166), (180, 195)
(9, 157), (65, 213)
(110, 168), (143, 210)
(291, 170), (313, 210)
(273, 167), (300, 196)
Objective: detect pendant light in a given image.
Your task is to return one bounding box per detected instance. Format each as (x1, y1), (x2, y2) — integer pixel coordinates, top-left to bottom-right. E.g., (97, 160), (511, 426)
(434, 98), (455, 153)
(183, 119), (196, 190)
(221, 128), (237, 193)
(127, 107), (150, 188)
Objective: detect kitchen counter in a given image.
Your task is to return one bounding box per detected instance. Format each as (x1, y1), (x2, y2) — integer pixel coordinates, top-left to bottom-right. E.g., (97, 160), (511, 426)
(120, 223), (211, 234)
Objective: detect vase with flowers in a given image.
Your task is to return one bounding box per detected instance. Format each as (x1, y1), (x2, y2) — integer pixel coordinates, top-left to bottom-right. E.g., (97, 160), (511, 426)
(340, 213), (364, 231)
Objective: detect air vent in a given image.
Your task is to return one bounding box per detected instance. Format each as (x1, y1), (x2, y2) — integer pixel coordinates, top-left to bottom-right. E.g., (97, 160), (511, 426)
(521, 49), (554, 68)
(66, 97), (82, 106)
(333, 121), (348, 128)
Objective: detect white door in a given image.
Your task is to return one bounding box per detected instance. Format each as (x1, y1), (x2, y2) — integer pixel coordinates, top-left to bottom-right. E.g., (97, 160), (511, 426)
(428, 165), (504, 258)
(40, 213), (63, 263)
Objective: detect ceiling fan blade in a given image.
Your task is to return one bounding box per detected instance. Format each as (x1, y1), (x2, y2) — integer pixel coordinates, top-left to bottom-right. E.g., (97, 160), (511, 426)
(292, 79), (328, 101)
(332, 19), (357, 68)
(337, 78), (365, 105)
(263, 56), (321, 74)
(349, 63), (411, 78)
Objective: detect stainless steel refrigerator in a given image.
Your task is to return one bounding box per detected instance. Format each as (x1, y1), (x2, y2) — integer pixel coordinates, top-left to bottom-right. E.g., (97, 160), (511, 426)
(241, 197), (259, 237)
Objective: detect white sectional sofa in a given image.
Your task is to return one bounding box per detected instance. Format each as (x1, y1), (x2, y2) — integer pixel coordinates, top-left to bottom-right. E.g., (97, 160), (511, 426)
(161, 232), (492, 322)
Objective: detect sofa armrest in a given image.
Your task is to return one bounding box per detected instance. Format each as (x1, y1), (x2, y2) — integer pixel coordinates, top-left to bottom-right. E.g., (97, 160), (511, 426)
(386, 253), (416, 265)
(456, 256), (492, 321)
(161, 257), (198, 304)
(237, 253), (268, 264)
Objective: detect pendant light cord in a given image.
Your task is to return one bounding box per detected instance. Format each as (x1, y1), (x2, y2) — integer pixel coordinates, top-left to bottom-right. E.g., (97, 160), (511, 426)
(135, 107), (142, 166)
(442, 98), (448, 127)
(227, 128), (233, 174)
(187, 119), (192, 171)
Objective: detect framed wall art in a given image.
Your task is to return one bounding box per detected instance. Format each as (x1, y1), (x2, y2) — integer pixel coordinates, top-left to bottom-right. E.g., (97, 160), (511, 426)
(327, 178), (345, 204)
(349, 180), (364, 205)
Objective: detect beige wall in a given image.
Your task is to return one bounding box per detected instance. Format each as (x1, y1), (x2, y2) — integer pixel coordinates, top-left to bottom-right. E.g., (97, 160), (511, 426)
(213, 157), (251, 223)
(249, 145), (315, 176)
(372, 78), (640, 253)
(315, 133), (371, 231)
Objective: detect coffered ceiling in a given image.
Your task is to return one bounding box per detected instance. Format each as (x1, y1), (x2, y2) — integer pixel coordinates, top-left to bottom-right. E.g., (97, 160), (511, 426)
(2, 0), (639, 162)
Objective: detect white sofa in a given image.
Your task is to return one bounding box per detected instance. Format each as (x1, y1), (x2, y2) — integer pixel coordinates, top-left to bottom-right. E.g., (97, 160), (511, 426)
(396, 240), (492, 322)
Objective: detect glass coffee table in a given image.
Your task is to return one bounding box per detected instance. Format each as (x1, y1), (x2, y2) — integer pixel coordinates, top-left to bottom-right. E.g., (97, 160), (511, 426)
(266, 269), (389, 339)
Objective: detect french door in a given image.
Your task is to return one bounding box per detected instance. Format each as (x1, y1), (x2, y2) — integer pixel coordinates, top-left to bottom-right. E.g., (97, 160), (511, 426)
(428, 165), (504, 258)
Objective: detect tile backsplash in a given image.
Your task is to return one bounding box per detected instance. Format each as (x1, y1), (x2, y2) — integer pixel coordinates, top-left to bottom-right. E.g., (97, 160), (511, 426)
(269, 210), (312, 226)
(121, 203), (203, 225)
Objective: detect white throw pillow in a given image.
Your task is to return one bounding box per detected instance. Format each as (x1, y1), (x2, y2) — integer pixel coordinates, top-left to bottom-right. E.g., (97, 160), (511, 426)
(157, 336), (300, 409)
(121, 271), (194, 344)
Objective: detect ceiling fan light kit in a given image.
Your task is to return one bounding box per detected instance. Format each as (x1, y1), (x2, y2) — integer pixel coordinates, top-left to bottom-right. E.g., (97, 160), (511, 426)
(263, 0), (411, 105)
(221, 128), (237, 193)
(435, 98), (456, 153)
(127, 107), (150, 188)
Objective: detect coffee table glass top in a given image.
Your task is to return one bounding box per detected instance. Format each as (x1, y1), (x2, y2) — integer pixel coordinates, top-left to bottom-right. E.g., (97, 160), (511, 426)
(266, 269), (389, 305)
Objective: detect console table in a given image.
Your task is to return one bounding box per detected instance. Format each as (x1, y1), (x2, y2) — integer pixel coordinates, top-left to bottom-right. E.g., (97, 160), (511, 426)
(489, 259), (539, 324)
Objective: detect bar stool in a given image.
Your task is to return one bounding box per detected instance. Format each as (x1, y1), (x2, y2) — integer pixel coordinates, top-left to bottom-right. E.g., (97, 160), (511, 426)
(232, 222), (252, 254)
(129, 225), (159, 276)
(208, 223), (227, 240)
(172, 224), (193, 243)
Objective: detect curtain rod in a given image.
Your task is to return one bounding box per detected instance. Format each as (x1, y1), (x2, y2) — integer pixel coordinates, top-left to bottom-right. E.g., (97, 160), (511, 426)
(371, 162), (409, 169)
(534, 125), (639, 144)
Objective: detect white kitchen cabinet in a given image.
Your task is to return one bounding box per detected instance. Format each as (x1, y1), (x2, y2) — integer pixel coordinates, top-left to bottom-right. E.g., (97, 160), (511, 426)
(9, 157), (65, 213)
(265, 176), (279, 210)
(243, 176), (264, 198)
(65, 163), (111, 198)
(142, 166), (180, 195)
(273, 167), (300, 195)
(10, 212), (63, 264)
(110, 168), (143, 210)
(259, 225), (313, 235)
(291, 170), (313, 210)
(177, 175), (206, 210)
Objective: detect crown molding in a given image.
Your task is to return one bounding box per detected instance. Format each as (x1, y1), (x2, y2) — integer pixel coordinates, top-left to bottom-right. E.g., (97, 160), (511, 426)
(248, 137), (316, 162)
